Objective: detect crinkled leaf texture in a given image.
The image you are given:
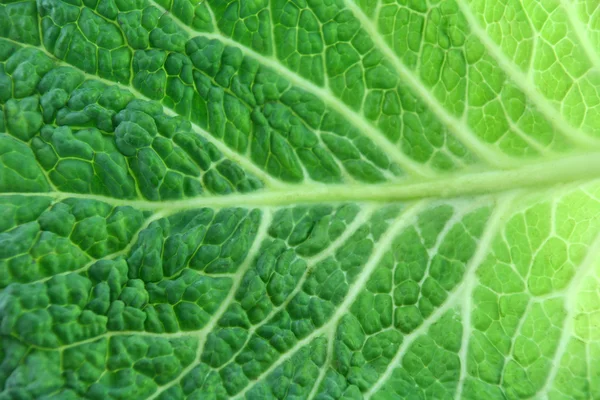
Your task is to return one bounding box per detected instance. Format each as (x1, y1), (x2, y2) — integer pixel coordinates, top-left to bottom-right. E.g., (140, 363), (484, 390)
(0, 0), (599, 399)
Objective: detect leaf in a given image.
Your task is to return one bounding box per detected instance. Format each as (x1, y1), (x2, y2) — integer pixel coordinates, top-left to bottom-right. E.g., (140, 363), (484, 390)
(0, 0), (599, 399)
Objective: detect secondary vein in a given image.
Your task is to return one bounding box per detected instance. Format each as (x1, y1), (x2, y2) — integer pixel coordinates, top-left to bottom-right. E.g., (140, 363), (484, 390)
(455, 0), (600, 149)
(0, 37), (284, 190)
(146, 0), (437, 179)
(343, 0), (517, 168)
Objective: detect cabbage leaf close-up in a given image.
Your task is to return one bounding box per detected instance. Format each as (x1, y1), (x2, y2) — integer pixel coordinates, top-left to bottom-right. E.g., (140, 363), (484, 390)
(1, 0), (600, 399)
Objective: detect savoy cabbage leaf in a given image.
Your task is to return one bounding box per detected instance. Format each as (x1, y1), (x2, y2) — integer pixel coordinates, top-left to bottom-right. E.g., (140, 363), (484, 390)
(0, 0), (599, 399)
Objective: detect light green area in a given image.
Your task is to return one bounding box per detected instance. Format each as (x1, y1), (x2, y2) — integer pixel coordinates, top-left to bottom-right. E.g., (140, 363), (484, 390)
(0, 0), (599, 399)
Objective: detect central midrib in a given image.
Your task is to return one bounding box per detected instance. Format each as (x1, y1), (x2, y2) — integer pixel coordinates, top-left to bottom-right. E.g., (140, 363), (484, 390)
(4, 151), (600, 209)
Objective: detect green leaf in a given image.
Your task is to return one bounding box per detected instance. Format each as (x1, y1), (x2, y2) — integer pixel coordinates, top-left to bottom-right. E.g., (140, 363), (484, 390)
(1, 0), (599, 399)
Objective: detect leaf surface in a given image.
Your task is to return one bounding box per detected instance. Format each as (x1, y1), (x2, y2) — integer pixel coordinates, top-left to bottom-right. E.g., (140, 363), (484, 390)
(1, 0), (599, 399)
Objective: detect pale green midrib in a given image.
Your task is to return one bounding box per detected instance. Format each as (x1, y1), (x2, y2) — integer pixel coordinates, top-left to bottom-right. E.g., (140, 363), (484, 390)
(342, 0), (516, 168)
(560, 0), (600, 72)
(3, 151), (600, 208)
(456, 0), (600, 148)
(146, 0), (436, 178)
(0, 37), (284, 189)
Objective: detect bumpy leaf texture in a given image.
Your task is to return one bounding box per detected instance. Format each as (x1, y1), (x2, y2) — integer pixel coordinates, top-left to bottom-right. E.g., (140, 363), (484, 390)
(0, 0), (599, 399)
